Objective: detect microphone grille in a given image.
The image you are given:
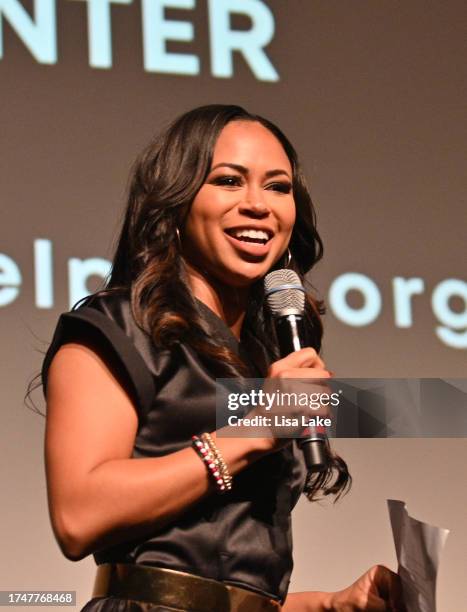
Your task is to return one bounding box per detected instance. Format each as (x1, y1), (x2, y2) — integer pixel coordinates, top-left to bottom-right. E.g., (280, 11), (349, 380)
(264, 269), (306, 315)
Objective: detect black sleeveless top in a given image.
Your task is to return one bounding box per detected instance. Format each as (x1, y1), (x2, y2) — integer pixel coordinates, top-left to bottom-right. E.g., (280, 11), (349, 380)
(42, 292), (307, 603)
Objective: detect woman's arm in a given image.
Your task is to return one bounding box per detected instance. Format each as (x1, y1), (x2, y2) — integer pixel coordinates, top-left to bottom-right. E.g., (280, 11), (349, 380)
(45, 342), (271, 561)
(46, 343), (329, 561)
(282, 591), (328, 611)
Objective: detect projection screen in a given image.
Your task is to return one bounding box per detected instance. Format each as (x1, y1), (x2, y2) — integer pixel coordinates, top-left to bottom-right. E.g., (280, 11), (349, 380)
(1, 1), (465, 609)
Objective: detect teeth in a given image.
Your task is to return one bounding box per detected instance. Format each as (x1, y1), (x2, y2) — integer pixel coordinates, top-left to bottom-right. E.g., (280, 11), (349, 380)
(232, 229), (270, 241)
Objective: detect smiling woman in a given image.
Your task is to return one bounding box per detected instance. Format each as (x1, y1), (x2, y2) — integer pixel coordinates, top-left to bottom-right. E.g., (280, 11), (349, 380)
(41, 105), (405, 612)
(181, 121), (296, 329)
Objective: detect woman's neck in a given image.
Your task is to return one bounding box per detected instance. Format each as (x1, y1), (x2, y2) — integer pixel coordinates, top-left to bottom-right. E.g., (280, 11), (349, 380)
(185, 264), (249, 340)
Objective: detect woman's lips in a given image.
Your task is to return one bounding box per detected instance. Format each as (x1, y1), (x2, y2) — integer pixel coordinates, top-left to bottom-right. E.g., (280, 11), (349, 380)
(223, 231), (272, 257)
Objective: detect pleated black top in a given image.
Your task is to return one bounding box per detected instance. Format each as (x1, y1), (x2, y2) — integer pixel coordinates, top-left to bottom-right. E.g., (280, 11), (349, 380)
(42, 292), (307, 603)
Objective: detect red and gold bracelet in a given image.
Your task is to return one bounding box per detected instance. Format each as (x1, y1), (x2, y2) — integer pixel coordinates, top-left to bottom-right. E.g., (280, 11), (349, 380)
(200, 432), (232, 491)
(192, 434), (232, 493)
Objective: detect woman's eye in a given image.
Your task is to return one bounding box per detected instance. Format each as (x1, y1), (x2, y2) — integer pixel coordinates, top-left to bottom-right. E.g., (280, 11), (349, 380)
(267, 182), (292, 194)
(212, 175), (242, 187)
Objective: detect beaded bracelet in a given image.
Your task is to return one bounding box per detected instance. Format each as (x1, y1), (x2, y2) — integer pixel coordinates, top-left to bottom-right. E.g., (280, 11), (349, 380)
(192, 435), (232, 493)
(191, 435), (226, 492)
(200, 432), (232, 491)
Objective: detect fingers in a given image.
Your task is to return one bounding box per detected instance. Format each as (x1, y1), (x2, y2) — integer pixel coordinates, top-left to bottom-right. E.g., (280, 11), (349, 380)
(375, 565), (407, 612)
(370, 565), (407, 612)
(280, 368), (331, 379)
(268, 348), (330, 378)
(332, 565), (407, 612)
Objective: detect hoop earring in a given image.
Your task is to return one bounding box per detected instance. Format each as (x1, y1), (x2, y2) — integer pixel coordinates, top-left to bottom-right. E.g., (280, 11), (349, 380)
(175, 227), (182, 249)
(284, 248), (292, 268)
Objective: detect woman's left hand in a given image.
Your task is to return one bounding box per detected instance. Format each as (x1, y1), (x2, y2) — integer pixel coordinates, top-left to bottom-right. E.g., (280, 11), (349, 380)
(325, 564), (406, 611)
(283, 565), (406, 611)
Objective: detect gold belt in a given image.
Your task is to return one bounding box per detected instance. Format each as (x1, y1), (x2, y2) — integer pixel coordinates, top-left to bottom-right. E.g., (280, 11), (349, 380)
(92, 563), (282, 612)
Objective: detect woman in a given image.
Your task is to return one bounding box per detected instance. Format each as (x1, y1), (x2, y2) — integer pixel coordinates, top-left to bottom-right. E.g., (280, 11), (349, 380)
(43, 105), (404, 611)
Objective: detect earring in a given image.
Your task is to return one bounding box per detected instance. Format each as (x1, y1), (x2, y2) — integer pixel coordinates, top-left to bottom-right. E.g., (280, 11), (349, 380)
(175, 227), (182, 249)
(284, 248), (292, 268)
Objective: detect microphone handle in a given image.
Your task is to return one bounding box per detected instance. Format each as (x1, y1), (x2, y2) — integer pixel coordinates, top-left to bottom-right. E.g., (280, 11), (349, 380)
(298, 432), (328, 473)
(274, 314), (329, 473)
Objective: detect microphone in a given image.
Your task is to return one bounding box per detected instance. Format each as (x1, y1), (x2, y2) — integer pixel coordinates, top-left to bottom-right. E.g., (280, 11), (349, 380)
(264, 269), (329, 473)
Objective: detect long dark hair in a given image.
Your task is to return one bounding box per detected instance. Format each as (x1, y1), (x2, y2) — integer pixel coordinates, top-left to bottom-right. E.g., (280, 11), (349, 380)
(105, 104), (350, 501)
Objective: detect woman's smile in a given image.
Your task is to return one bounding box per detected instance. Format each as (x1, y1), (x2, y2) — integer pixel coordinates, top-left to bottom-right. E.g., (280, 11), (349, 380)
(223, 224), (274, 259)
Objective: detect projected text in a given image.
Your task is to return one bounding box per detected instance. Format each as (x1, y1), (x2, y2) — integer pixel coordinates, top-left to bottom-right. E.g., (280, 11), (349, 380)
(0, 0), (279, 80)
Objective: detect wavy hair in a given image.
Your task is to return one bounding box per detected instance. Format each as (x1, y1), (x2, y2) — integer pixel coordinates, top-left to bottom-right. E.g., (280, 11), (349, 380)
(104, 104), (350, 501)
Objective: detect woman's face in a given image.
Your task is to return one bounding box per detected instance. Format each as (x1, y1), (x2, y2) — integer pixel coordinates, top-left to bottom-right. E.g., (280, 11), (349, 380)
(181, 120), (296, 288)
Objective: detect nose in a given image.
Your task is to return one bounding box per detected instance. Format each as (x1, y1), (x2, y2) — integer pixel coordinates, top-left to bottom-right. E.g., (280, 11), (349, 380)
(238, 187), (270, 217)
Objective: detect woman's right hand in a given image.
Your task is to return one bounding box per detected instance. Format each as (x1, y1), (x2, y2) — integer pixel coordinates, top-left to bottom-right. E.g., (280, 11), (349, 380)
(267, 347), (331, 381)
(260, 347), (332, 451)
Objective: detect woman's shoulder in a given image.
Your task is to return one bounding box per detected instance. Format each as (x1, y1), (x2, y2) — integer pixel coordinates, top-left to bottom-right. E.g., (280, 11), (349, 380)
(73, 289), (133, 330)
(42, 289), (156, 418)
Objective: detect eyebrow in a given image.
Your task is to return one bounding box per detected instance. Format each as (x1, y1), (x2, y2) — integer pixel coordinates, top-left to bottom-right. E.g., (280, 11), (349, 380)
(210, 162), (291, 180)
